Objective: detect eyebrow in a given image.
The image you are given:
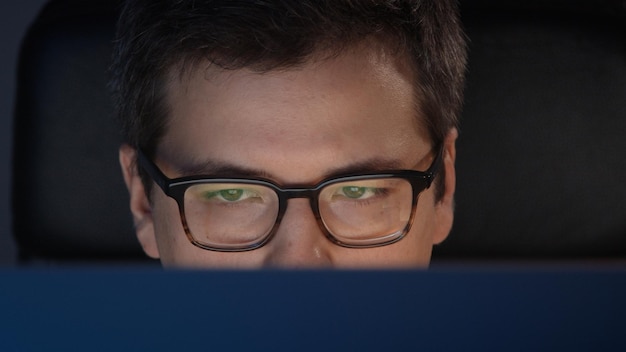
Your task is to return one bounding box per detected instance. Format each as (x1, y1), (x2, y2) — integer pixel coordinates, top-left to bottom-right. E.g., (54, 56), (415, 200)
(172, 159), (273, 179)
(168, 157), (411, 184)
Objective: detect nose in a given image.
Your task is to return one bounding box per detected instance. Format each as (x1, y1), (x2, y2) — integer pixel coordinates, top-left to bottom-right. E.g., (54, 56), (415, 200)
(262, 198), (333, 268)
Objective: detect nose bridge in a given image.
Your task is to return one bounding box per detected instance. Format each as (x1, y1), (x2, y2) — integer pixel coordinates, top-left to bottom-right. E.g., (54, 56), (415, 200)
(283, 188), (317, 200)
(264, 191), (331, 268)
(280, 188), (320, 217)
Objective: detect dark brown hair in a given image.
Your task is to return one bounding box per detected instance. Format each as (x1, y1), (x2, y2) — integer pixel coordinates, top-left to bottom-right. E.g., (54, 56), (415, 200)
(110, 0), (467, 198)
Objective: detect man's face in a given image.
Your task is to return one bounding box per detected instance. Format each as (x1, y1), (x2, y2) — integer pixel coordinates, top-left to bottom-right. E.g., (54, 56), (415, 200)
(121, 43), (457, 268)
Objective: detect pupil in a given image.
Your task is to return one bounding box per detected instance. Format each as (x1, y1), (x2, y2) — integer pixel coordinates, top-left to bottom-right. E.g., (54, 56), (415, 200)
(220, 189), (243, 201)
(343, 186), (365, 199)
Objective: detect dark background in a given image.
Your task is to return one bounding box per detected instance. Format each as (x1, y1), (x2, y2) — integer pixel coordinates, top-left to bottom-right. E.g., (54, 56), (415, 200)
(0, 1), (48, 266)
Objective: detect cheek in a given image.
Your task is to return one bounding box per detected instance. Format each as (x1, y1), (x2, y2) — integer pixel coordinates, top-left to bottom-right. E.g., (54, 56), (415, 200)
(330, 193), (437, 269)
(398, 189), (438, 259)
(150, 192), (271, 268)
(151, 193), (189, 260)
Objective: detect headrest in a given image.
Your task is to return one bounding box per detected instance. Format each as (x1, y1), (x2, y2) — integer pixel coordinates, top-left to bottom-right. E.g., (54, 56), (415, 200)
(12, 0), (149, 262)
(433, 1), (626, 261)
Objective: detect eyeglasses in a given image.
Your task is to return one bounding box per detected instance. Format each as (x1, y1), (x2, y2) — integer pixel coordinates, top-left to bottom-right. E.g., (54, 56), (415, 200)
(137, 147), (443, 252)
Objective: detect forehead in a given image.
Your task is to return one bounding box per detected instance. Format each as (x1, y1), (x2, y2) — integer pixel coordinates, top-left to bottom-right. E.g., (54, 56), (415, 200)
(158, 43), (430, 184)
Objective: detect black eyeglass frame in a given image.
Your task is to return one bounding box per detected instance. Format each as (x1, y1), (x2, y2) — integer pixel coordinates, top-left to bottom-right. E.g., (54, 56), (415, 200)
(137, 147), (443, 252)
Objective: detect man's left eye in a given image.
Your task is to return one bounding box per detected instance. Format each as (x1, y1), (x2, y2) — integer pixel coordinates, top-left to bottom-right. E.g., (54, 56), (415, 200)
(340, 186), (377, 199)
(219, 189), (245, 201)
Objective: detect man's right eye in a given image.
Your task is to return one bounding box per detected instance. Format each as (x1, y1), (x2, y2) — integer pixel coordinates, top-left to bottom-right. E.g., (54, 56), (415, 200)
(204, 189), (246, 202)
(202, 188), (265, 203)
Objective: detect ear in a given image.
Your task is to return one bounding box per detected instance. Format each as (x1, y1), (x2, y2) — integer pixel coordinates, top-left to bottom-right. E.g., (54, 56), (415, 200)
(432, 127), (458, 245)
(119, 144), (160, 259)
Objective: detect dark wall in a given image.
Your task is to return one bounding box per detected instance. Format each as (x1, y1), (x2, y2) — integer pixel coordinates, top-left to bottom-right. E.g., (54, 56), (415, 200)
(0, 1), (48, 266)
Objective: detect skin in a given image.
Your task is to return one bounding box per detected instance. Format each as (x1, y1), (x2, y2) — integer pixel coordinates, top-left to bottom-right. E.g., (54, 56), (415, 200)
(120, 42), (457, 268)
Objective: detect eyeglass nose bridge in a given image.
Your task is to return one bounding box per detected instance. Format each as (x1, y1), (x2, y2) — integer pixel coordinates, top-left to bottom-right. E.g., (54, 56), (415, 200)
(273, 188), (324, 223)
(280, 188), (319, 200)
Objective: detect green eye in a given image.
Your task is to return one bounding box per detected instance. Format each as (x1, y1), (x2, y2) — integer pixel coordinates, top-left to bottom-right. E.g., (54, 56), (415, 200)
(199, 186), (266, 204)
(219, 189), (244, 201)
(342, 186), (367, 199)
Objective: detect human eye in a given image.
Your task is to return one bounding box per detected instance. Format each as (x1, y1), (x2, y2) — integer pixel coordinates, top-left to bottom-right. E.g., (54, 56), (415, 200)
(328, 180), (391, 204)
(203, 187), (262, 203)
(337, 186), (383, 200)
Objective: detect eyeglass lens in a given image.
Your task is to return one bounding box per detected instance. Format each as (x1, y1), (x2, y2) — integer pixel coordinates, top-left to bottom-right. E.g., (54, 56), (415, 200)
(182, 178), (413, 249)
